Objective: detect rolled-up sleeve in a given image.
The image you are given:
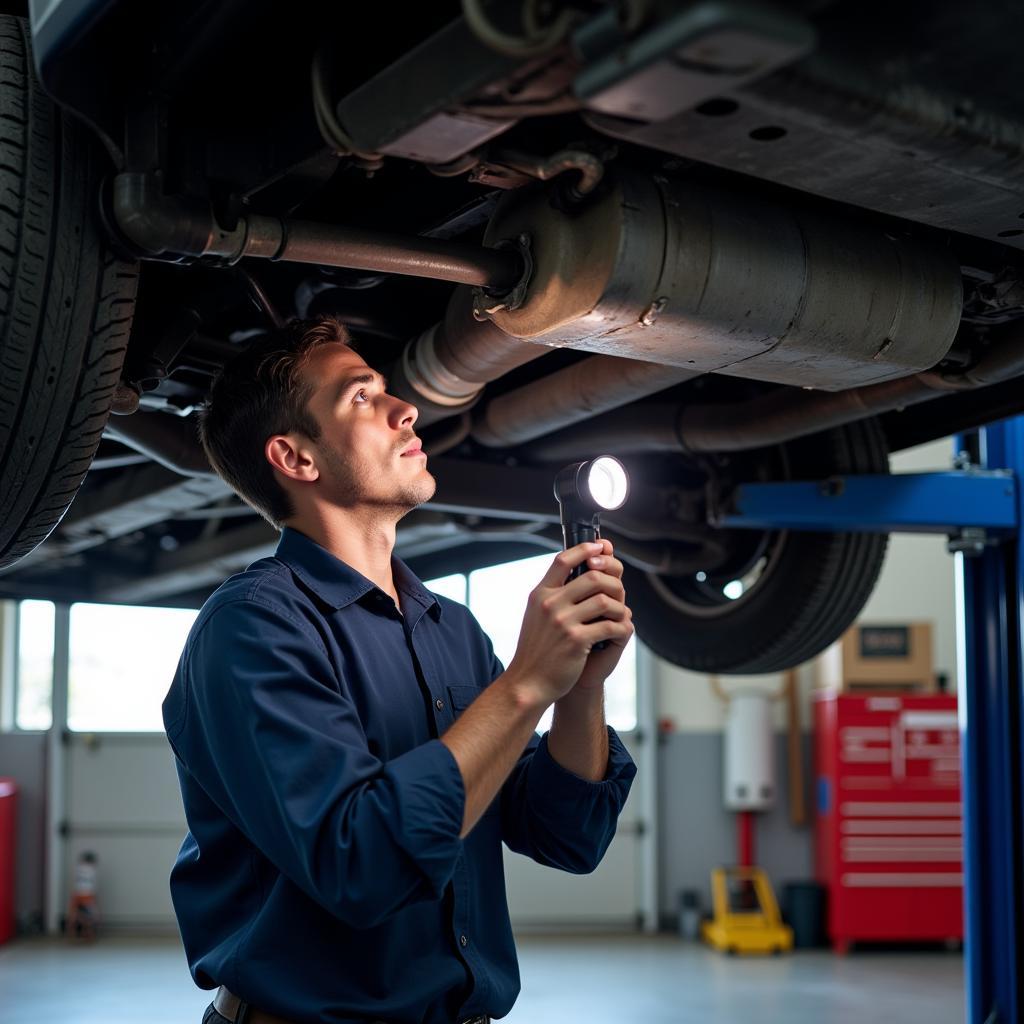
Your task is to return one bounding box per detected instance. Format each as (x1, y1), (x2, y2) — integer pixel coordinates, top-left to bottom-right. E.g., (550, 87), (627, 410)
(166, 598), (465, 929)
(488, 648), (638, 874)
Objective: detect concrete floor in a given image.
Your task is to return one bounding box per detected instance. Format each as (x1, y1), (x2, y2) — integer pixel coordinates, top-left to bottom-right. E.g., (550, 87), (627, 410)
(0, 933), (964, 1024)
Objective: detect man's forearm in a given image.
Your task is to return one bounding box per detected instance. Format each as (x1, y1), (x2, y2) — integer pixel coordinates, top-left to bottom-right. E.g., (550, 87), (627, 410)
(439, 670), (547, 839)
(548, 685), (608, 781)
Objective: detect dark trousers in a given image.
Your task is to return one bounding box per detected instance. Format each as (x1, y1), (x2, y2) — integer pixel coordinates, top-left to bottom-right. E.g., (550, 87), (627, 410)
(203, 1001), (489, 1024)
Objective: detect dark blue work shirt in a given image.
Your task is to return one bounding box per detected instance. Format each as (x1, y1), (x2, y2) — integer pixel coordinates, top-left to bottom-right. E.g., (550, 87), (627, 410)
(163, 527), (636, 1024)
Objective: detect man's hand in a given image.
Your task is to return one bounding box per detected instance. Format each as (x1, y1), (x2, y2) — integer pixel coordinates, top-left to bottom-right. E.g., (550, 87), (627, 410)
(505, 540), (634, 710)
(567, 538), (633, 693)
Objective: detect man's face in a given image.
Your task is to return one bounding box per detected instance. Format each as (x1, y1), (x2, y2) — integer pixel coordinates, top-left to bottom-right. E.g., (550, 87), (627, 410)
(296, 343), (436, 515)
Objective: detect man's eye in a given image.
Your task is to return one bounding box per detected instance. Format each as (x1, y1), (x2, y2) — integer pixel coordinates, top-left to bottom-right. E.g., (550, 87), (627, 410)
(353, 389), (369, 403)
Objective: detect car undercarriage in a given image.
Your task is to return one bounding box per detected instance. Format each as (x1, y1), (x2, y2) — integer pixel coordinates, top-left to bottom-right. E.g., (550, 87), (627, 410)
(1, 0), (1023, 672)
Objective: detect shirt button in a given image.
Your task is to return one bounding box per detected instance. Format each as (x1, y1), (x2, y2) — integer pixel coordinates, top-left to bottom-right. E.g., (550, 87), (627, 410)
(435, 698), (445, 711)
(460, 934), (468, 947)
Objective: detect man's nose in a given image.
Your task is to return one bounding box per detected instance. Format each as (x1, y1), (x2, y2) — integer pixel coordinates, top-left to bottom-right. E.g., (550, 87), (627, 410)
(389, 394), (418, 429)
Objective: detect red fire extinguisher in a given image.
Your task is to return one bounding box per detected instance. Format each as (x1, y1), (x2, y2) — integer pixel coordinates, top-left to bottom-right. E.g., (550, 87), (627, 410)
(66, 851), (99, 941)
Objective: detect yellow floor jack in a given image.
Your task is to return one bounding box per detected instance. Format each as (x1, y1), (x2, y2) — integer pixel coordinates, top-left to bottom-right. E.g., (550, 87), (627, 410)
(702, 865), (794, 955)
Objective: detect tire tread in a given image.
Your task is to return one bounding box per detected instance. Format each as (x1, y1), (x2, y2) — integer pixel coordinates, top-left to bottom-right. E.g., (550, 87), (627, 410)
(0, 14), (138, 570)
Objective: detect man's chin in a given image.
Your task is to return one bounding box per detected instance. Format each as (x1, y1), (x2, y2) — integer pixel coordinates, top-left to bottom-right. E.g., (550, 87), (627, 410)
(396, 469), (437, 511)
(413, 468), (437, 505)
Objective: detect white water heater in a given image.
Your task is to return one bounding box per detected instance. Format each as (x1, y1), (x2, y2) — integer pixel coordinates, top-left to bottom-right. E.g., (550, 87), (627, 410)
(724, 691), (776, 811)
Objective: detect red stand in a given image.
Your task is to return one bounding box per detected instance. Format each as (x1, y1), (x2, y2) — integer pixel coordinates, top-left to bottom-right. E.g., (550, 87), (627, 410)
(738, 810), (756, 867)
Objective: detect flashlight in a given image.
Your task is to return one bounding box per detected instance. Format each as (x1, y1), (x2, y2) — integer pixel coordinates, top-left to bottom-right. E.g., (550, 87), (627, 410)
(554, 456), (629, 650)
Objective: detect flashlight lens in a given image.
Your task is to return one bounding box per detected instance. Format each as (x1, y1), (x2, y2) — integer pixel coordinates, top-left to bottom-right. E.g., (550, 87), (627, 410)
(587, 457), (628, 510)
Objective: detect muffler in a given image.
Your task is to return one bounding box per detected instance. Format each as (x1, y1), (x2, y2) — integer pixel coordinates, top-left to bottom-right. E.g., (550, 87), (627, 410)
(474, 172), (963, 392)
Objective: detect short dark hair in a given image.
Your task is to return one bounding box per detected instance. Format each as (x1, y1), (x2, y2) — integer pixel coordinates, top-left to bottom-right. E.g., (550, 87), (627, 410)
(198, 316), (351, 528)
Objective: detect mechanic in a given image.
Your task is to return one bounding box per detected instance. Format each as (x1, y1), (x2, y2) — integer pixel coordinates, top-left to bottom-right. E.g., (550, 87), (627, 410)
(161, 316), (638, 1024)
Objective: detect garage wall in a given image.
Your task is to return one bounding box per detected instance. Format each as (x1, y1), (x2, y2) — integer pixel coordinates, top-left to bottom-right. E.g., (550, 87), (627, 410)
(654, 437), (958, 921)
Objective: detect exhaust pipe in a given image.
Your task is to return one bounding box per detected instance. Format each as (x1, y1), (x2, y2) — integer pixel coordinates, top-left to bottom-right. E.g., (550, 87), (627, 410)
(387, 287), (552, 425)
(111, 174), (523, 291)
(472, 353), (700, 447)
(525, 323), (1024, 459)
(104, 412), (215, 478)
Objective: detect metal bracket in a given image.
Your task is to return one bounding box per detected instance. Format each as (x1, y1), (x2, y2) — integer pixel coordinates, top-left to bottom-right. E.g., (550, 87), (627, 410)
(947, 527), (992, 557)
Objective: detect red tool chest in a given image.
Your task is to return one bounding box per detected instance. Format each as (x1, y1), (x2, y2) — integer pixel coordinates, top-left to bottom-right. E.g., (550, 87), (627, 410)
(813, 693), (963, 952)
(0, 778), (15, 945)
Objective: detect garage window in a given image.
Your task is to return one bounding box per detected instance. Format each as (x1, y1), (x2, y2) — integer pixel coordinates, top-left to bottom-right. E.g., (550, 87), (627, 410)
(423, 573), (468, 605)
(429, 552), (637, 734)
(67, 603), (198, 732)
(13, 600), (55, 731)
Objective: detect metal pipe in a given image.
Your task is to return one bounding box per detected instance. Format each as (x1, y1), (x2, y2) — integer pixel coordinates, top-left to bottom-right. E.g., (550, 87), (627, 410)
(515, 403), (683, 461)
(679, 325), (1024, 452)
(489, 148), (606, 197)
(525, 324), (1024, 457)
(433, 287), (546, 383)
(676, 376), (944, 453)
(423, 412), (473, 457)
(472, 354), (700, 447)
(111, 173), (522, 291)
(103, 413), (214, 478)
(737, 811), (756, 868)
(527, 377), (939, 458)
(389, 286), (551, 426)
(264, 219), (522, 290)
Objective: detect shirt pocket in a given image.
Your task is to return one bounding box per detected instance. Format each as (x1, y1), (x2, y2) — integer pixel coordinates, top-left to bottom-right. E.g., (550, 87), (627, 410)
(446, 685), (501, 820)
(447, 684), (482, 718)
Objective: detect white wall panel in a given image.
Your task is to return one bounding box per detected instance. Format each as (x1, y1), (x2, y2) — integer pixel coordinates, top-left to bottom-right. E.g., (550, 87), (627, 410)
(68, 735), (184, 827)
(64, 734), (185, 927)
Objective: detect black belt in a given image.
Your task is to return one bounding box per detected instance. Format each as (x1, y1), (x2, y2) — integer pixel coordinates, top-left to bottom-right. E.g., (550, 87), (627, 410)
(214, 985), (489, 1024)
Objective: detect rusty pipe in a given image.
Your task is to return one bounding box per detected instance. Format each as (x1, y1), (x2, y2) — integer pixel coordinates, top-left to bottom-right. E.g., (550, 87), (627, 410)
(263, 219), (522, 290)
(112, 173), (522, 290)
(676, 328), (1024, 452)
(526, 376), (943, 459)
(526, 324), (1024, 458)
(524, 325), (1024, 458)
(103, 412), (215, 478)
(676, 375), (946, 452)
(389, 287), (552, 426)
(472, 354), (700, 447)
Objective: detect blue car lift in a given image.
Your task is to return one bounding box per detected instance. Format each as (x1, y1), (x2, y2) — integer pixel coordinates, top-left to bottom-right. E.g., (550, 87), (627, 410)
(713, 416), (1024, 1024)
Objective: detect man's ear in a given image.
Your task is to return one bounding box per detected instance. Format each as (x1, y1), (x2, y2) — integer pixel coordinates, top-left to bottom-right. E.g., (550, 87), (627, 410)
(265, 434), (320, 483)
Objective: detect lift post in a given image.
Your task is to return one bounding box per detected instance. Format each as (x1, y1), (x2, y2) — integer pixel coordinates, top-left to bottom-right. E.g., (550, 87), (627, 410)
(714, 418), (1024, 1024)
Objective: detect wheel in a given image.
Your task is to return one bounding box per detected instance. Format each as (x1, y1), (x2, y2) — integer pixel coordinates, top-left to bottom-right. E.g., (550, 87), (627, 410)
(623, 418), (890, 674)
(0, 16), (138, 570)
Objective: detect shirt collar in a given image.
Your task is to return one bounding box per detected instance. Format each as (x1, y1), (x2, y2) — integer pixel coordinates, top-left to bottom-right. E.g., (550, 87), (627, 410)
(275, 527), (442, 621)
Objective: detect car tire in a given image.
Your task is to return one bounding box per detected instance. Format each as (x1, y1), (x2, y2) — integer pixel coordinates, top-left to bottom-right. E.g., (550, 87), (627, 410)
(0, 15), (138, 570)
(623, 417), (890, 674)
